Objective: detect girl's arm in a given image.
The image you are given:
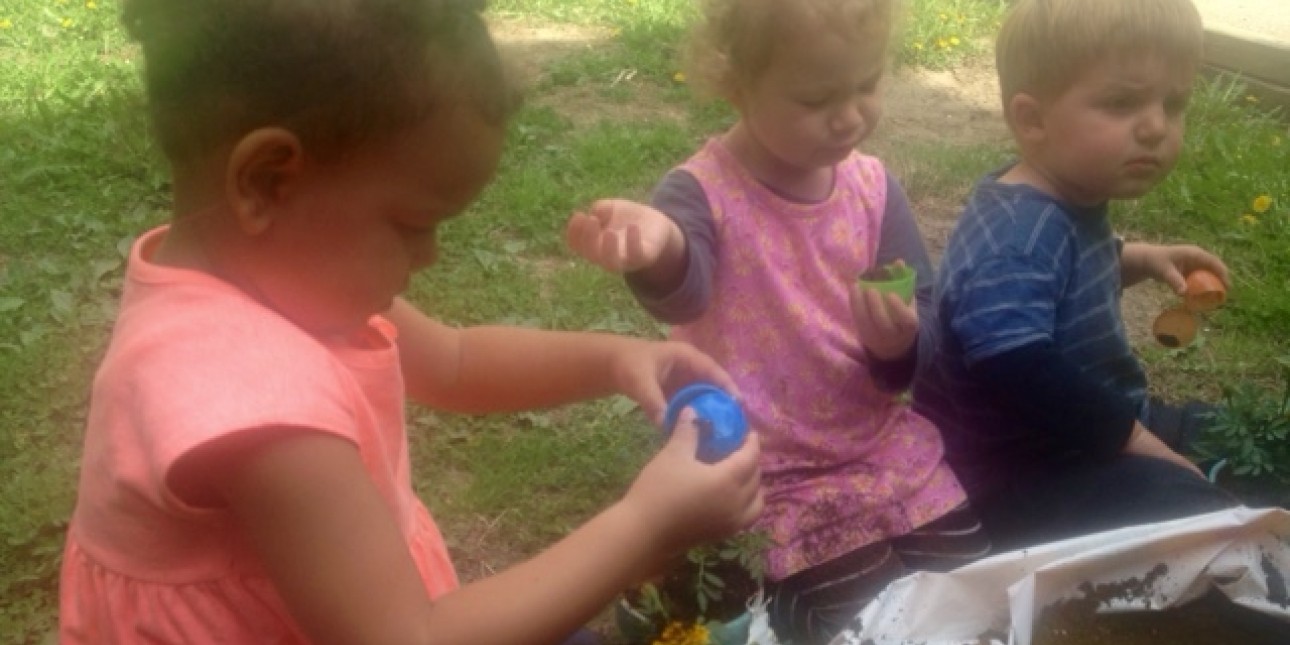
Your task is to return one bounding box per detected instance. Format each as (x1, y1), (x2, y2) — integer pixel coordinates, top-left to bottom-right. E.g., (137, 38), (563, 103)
(218, 421), (762, 645)
(386, 298), (738, 424)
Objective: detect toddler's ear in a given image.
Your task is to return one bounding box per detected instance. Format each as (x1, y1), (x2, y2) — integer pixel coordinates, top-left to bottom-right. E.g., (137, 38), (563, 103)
(1006, 92), (1045, 145)
(225, 128), (305, 236)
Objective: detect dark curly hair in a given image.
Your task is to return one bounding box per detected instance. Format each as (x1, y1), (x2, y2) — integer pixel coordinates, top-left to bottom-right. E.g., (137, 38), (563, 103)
(121, 0), (519, 167)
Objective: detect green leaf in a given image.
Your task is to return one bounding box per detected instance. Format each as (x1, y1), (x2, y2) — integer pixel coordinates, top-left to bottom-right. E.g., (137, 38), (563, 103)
(0, 297), (24, 313)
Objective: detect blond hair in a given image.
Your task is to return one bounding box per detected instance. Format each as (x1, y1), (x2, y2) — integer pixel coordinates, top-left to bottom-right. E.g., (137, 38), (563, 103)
(997, 0), (1203, 113)
(684, 0), (896, 99)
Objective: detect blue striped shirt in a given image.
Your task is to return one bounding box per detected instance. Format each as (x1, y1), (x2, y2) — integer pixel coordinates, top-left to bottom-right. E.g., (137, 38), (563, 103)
(915, 172), (1148, 493)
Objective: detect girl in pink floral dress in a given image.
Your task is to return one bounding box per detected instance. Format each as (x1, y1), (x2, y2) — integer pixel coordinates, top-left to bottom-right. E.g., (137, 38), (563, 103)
(566, 1), (990, 641)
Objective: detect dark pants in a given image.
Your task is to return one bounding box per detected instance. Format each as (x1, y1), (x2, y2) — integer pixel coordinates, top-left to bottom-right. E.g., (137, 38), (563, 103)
(975, 454), (1238, 553)
(766, 503), (991, 645)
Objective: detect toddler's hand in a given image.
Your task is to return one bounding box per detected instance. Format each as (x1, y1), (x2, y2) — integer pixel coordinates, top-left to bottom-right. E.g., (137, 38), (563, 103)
(623, 412), (764, 554)
(566, 199), (682, 273)
(610, 339), (740, 426)
(1124, 243), (1230, 295)
(849, 283), (918, 361)
(1123, 422), (1206, 479)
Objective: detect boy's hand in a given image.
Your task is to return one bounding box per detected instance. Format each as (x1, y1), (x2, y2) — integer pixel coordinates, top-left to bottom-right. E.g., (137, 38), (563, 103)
(623, 412), (764, 553)
(1122, 242), (1230, 294)
(566, 199), (684, 273)
(1123, 422), (1205, 479)
(609, 339), (740, 426)
(848, 283), (919, 361)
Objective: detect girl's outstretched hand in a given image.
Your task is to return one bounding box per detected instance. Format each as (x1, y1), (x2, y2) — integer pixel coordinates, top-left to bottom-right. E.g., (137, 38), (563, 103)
(623, 412), (764, 554)
(610, 339), (741, 426)
(566, 199), (684, 273)
(848, 283), (919, 361)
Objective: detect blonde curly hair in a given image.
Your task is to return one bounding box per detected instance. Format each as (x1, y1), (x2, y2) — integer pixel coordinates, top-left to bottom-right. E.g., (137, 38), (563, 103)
(683, 0), (896, 100)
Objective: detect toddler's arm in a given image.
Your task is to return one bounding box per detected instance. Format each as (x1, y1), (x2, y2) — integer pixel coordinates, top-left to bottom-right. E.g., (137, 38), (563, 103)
(1120, 242), (1230, 292)
(566, 198), (688, 291)
(1123, 420), (1205, 477)
(215, 417), (762, 645)
(387, 298), (737, 424)
(851, 176), (936, 389)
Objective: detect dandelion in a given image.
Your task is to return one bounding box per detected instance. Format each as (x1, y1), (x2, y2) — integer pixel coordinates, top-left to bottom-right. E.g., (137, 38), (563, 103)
(1252, 195), (1273, 213)
(672, 71), (686, 84)
(0, 18), (11, 29)
(1241, 214), (1259, 226)
(913, 42), (924, 51)
(1245, 95), (1260, 104)
(86, 0), (98, 8)
(938, 13), (948, 21)
(60, 17), (74, 28)
(937, 38), (949, 49)
(949, 36), (961, 46)
(652, 621), (710, 645)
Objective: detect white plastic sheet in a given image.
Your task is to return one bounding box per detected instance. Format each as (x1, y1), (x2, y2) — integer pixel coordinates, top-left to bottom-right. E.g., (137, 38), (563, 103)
(830, 506), (1290, 645)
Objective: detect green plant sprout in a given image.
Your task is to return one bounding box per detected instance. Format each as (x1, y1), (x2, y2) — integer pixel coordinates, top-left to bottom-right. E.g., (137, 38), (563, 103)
(1194, 356), (1290, 484)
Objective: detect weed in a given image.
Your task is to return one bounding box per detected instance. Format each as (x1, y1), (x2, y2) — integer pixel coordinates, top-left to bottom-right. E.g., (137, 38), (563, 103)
(1193, 357), (1290, 484)
(624, 531), (774, 638)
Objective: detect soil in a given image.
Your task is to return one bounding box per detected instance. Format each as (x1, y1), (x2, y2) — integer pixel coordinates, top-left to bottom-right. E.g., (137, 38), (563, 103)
(1032, 562), (1290, 645)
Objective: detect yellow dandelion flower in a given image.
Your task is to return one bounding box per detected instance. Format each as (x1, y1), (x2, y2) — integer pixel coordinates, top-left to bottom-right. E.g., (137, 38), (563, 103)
(913, 42), (923, 50)
(1252, 195), (1273, 213)
(652, 621), (710, 645)
(1241, 214), (1259, 225)
(937, 38), (949, 49)
(950, 36), (961, 46)
(672, 71), (686, 83)
(86, 0), (98, 8)
(60, 17), (74, 28)
(1245, 95), (1260, 104)
(938, 13), (948, 21)
(0, 18), (11, 29)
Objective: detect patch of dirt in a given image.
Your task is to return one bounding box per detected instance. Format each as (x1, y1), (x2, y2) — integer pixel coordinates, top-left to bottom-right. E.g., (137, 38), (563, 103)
(870, 60), (1012, 150)
(489, 18), (613, 89)
(490, 18), (687, 128)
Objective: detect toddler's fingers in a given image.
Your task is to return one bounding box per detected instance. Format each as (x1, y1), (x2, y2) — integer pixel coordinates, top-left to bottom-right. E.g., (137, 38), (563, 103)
(665, 410), (702, 454)
(588, 199), (621, 224)
(885, 292), (917, 329)
(567, 213), (607, 263)
(596, 229), (627, 272)
(625, 224), (652, 268)
(861, 288), (893, 331)
(675, 343), (741, 399)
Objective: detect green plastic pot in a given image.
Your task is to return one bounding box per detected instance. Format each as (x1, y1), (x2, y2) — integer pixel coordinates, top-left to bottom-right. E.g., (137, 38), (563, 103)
(857, 262), (917, 304)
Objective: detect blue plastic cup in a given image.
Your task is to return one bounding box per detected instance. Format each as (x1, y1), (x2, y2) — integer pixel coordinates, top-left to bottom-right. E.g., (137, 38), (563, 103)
(662, 383), (748, 463)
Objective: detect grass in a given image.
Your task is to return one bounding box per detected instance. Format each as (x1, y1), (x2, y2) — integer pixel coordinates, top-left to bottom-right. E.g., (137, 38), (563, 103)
(1, 0), (1286, 642)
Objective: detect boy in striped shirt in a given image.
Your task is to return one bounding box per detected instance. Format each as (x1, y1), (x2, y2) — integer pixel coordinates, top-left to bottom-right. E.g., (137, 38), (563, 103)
(915, 0), (1236, 551)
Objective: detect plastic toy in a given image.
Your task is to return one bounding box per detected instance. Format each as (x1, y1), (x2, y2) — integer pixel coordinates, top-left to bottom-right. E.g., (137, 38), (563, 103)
(662, 383), (748, 463)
